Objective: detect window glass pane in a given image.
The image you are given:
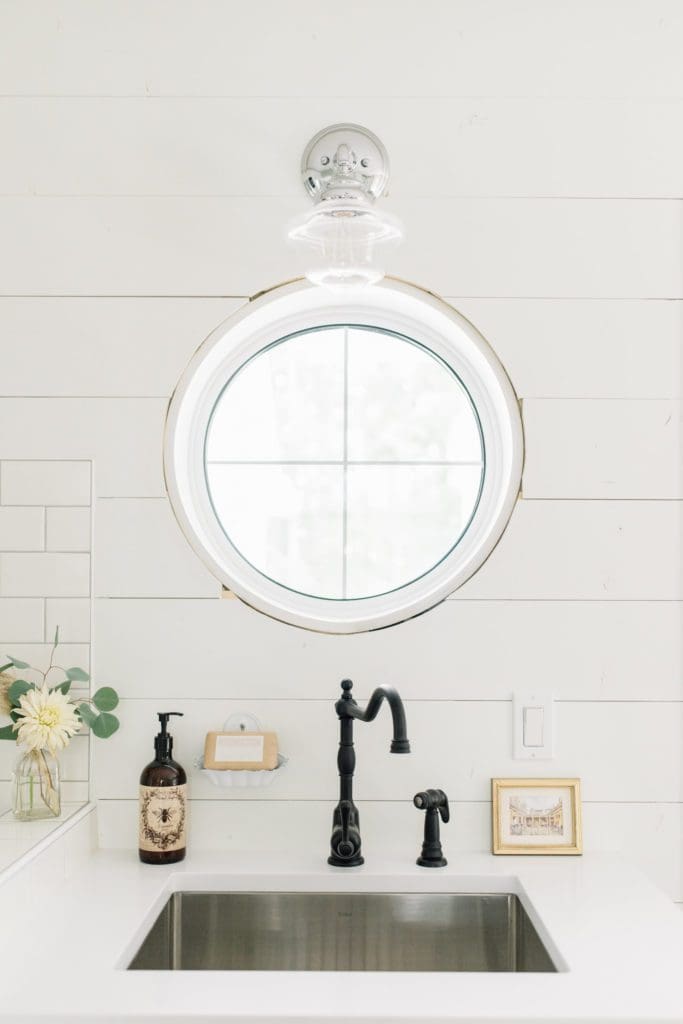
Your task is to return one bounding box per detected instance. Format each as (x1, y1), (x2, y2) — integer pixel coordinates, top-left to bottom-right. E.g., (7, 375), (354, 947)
(346, 328), (482, 462)
(206, 464), (345, 598)
(203, 325), (485, 601)
(206, 328), (345, 462)
(345, 465), (483, 598)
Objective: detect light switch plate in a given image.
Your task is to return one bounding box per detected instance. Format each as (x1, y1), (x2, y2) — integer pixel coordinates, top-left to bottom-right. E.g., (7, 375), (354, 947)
(513, 692), (554, 760)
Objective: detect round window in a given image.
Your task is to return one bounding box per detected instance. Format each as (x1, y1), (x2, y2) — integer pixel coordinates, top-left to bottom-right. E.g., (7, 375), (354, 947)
(164, 279), (523, 633)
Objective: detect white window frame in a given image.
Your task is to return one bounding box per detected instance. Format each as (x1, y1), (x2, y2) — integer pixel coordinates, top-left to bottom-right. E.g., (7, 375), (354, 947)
(164, 278), (524, 633)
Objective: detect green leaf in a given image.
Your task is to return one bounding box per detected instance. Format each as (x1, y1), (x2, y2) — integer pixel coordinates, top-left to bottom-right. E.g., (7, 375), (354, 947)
(0, 724), (16, 740)
(76, 703), (98, 727)
(0, 662), (14, 674)
(65, 667), (89, 682)
(9, 710), (20, 723)
(7, 657), (30, 670)
(52, 680), (71, 696)
(8, 680), (32, 704)
(92, 686), (119, 712)
(91, 712), (119, 740)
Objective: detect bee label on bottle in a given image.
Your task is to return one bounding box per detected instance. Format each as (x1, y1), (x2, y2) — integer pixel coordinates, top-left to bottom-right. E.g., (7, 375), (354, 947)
(139, 785), (187, 854)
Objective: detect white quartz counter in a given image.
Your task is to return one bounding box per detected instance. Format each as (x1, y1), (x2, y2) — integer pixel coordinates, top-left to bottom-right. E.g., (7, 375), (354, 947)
(1, 805), (683, 1023)
(0, 802), (86, 875)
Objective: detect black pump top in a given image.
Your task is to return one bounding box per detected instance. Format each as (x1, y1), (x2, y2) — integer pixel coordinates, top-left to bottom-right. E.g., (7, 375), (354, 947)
(155, 712), (183, 761)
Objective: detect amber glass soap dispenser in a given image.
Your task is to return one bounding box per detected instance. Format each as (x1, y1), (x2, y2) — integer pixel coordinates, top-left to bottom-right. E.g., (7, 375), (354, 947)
(139, 712), (187, 864)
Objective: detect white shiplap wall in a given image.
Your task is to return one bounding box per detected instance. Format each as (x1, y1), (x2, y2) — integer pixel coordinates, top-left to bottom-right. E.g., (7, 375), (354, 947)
(0, 1), (681, 899)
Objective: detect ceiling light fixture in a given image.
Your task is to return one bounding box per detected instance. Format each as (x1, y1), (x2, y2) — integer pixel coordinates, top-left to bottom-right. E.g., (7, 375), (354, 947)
(287, 123), (403, 287)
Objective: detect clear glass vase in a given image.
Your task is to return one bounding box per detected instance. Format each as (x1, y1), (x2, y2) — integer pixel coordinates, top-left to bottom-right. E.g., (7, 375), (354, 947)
(11, 747), (61, 820)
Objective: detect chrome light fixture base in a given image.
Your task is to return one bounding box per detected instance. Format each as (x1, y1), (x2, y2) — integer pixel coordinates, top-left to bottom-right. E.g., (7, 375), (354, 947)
(301, 123), (390, 201)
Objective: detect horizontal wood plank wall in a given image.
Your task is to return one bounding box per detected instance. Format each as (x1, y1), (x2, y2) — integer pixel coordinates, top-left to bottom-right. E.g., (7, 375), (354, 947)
(0, 1), (680, 900)
(0, 197), (679, 297)
(0, 2), (681, 99)
(1, 98), (683, 198)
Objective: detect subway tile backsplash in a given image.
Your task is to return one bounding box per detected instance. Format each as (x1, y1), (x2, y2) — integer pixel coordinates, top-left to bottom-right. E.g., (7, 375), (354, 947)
(0, 459), (92, 795)
(0, 598), (44, 641)
(1, 552), (91, 597)
(45, 507), (91, 552)
(44, 597), (91, 643)
(0, 459), (92, 506)
(0, 507), (44, 550)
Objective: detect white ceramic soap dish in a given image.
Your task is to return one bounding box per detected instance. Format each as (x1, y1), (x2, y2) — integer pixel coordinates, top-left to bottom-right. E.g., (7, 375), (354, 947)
(196, 752), (288, 789)
(195, 713), (288, 790)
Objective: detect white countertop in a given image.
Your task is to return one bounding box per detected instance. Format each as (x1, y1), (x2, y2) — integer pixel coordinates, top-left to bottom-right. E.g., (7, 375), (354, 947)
(1, 810), (683, 1024)
(0, 802), (85, 875)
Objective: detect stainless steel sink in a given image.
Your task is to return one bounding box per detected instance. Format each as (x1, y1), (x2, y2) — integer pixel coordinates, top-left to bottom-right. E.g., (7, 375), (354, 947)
(128, 891), (556, 972)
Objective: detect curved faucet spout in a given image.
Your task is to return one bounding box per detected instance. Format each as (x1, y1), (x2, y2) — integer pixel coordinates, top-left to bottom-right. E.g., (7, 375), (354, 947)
(338, 679), (410, 753)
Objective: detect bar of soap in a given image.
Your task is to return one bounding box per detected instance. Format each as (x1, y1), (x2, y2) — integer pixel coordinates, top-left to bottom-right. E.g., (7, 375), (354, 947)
(203, 731), (278, 771)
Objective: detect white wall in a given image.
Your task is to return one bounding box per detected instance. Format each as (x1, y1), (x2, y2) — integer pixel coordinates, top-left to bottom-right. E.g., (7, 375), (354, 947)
(0, 1), (681, 899)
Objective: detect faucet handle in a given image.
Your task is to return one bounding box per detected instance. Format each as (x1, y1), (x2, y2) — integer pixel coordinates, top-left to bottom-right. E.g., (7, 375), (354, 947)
(329, 800), (363, 866)
(338, 800), (354, 857)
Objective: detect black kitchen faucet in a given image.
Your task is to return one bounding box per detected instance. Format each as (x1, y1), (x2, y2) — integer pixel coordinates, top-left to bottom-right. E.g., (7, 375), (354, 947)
(328, 678), (410, 867)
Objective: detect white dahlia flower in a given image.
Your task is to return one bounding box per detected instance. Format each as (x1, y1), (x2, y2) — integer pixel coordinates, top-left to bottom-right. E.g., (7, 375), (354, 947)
(13, 685), (81, 754)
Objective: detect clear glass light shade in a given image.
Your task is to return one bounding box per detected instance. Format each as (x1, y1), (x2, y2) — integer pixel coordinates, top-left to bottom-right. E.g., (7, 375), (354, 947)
(288, 197), (403, 287)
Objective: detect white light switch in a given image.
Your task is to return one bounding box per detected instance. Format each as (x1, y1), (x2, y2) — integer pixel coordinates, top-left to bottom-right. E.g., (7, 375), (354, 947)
(514, 693), (554, 760)
(523, 706), (545, 747)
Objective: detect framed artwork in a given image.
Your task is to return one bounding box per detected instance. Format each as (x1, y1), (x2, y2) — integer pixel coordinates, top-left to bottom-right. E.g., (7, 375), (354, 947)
(492, 778), (582, 855)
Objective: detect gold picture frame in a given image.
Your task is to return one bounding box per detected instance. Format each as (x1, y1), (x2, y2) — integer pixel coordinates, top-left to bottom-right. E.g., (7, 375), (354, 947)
(492, 778), (583, 855)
